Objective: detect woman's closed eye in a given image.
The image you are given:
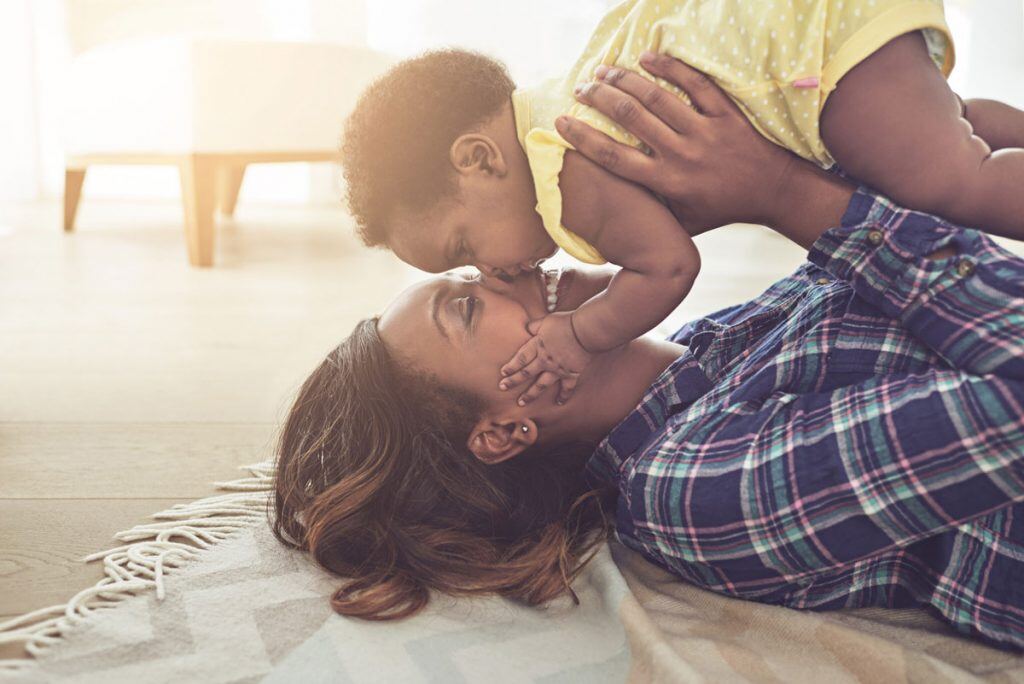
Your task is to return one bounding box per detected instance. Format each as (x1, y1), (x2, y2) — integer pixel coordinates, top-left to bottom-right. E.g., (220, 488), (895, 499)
(458, 295), (478, 328)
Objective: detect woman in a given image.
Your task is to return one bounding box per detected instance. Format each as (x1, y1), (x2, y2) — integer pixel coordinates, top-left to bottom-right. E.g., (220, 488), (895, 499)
(273, 56), (1024, 651)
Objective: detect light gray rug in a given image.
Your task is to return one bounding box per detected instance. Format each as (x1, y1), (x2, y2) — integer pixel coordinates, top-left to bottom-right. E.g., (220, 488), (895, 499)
(3, 464), (1023, 683)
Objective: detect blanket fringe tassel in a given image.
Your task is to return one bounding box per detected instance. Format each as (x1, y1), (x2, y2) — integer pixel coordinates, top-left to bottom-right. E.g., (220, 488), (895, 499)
(0, 462), (275, 672)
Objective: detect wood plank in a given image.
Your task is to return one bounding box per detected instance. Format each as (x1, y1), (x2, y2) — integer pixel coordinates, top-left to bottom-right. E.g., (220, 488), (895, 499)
(0, 499), (193, 617)
(0, 201), (410, 424)
(0, 632), (30, 660)
(0, 497), (224, 660)
(0, 423), (276, 499)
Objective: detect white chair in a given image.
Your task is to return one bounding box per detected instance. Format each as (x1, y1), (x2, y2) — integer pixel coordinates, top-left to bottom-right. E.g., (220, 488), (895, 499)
(62, 39), (390, 266)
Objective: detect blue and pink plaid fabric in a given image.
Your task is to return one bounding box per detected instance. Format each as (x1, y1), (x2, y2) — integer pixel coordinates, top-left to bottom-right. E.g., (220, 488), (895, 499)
(586, 188), (1024, 650)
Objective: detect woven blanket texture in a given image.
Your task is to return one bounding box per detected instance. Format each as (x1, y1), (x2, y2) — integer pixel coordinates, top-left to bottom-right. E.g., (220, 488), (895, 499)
(2, 472), (1023, 682)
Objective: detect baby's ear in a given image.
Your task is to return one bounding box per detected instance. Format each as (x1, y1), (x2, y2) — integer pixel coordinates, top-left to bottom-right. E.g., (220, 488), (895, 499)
(449, 134), (505, 176)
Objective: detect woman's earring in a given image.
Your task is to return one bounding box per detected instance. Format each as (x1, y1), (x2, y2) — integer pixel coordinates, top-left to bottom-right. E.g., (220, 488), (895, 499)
(521, 425), (529, 433)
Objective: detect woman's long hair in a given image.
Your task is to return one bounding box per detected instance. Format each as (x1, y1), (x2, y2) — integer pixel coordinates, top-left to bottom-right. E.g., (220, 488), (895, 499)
(272, 318), (618, 621)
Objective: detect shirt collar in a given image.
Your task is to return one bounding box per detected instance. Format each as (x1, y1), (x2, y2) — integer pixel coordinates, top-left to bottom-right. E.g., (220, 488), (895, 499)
(585, 347), (714, 486)
(510, 89), (531, 149)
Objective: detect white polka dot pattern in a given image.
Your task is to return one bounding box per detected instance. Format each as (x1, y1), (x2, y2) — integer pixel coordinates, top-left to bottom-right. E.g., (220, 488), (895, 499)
(512, 0), (954, 261)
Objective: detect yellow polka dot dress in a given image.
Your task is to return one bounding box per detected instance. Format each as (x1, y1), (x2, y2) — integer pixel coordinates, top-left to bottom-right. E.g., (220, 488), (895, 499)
(511, 0), (954, 264)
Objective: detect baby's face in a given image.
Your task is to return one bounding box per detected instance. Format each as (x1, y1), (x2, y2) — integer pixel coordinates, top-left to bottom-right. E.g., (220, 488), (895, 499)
(387, 178), (558, 280)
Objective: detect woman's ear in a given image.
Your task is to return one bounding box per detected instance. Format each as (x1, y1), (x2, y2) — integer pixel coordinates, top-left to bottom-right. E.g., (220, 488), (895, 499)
(449, 134), (508, 177)
(467, 416), (537, 465)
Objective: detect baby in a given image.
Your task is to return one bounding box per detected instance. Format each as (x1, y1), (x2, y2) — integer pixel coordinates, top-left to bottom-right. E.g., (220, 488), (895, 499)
(341, 0), (1024, 405)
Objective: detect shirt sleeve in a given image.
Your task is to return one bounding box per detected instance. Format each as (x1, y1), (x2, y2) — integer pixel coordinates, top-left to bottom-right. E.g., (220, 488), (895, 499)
(632, 366), (1024, 597)
(633, 190), (1024, 595)
(806, 188), (1024, 379)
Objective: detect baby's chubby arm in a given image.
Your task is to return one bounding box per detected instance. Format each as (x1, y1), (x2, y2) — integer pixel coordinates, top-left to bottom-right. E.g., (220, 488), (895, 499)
(561, 149), (701, 352)
(499, 149), (700, 405)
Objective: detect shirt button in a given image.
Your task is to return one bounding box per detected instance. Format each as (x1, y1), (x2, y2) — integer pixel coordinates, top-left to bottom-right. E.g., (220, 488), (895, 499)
(867, 229), (884, 245)
(956, 259), (975, 277)
(816, 277), (829, 285)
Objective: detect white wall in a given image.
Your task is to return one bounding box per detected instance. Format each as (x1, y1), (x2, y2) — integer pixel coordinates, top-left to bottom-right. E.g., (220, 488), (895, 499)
(365, 0), (612, 85)
(0, 0), (43, 201)
(963, 0), (1024, 106)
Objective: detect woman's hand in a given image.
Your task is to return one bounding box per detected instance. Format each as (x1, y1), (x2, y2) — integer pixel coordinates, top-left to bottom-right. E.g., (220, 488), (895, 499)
(556, 52), (801, 235)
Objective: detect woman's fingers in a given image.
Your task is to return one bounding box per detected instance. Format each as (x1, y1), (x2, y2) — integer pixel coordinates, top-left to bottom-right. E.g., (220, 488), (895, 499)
(516, 370), (560, 405)
(573, 78), (679, 149)
(639, 52), (733, 118)
(555, 116), (656, 185)
(593, 66), (699, 133)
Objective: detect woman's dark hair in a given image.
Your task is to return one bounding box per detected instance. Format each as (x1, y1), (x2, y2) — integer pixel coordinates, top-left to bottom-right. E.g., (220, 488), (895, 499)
(272, 318), (617, 621)
(340, 49), (516, 247)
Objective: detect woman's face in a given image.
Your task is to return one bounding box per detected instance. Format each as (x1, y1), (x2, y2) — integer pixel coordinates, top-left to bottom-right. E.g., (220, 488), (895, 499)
(377, 272), (547, 408)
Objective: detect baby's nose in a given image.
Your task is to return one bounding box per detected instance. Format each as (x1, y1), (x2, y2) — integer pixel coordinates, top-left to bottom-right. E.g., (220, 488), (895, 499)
(477, 272), (512, 295)
(476, 263), (514, 282)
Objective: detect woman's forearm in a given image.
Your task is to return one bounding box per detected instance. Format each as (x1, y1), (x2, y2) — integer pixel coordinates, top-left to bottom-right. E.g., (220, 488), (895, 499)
(557, 161), (855, 306)
(765, 157), (857, 251)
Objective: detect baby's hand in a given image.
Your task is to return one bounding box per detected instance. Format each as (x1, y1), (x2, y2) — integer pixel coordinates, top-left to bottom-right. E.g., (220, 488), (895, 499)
(499, 312), (593, 405)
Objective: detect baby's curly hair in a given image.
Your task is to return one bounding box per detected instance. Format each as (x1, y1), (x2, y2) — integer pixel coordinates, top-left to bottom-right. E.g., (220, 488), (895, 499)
(341, 49), (516, 247)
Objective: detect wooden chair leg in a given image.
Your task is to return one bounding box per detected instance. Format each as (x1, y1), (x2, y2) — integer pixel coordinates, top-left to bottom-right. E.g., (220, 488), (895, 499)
(63, 167), (87, 232)
(179, 155), (219, 267)
(217, 163), (246, 217)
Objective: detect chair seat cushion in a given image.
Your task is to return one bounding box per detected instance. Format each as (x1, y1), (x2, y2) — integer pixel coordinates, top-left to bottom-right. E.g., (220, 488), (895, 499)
(64, 38), (391, 155)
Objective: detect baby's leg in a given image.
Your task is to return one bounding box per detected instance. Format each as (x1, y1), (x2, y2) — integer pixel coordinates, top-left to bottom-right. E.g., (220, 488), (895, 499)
(961, 97), (1024, 151)
(820, 32), (1024, 241)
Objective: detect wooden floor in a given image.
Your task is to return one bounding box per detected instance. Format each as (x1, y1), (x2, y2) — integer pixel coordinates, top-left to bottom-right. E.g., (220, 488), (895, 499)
(4, 195), (1016, 655)
(0, 198), (413, 655)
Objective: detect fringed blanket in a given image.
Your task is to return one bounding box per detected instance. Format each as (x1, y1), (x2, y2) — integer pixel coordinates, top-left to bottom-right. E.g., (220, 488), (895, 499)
(2, 464), (1022, 682)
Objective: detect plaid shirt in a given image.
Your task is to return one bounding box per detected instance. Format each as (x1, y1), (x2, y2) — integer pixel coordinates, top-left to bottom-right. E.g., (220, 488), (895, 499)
(586, 188), (1024, 651)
